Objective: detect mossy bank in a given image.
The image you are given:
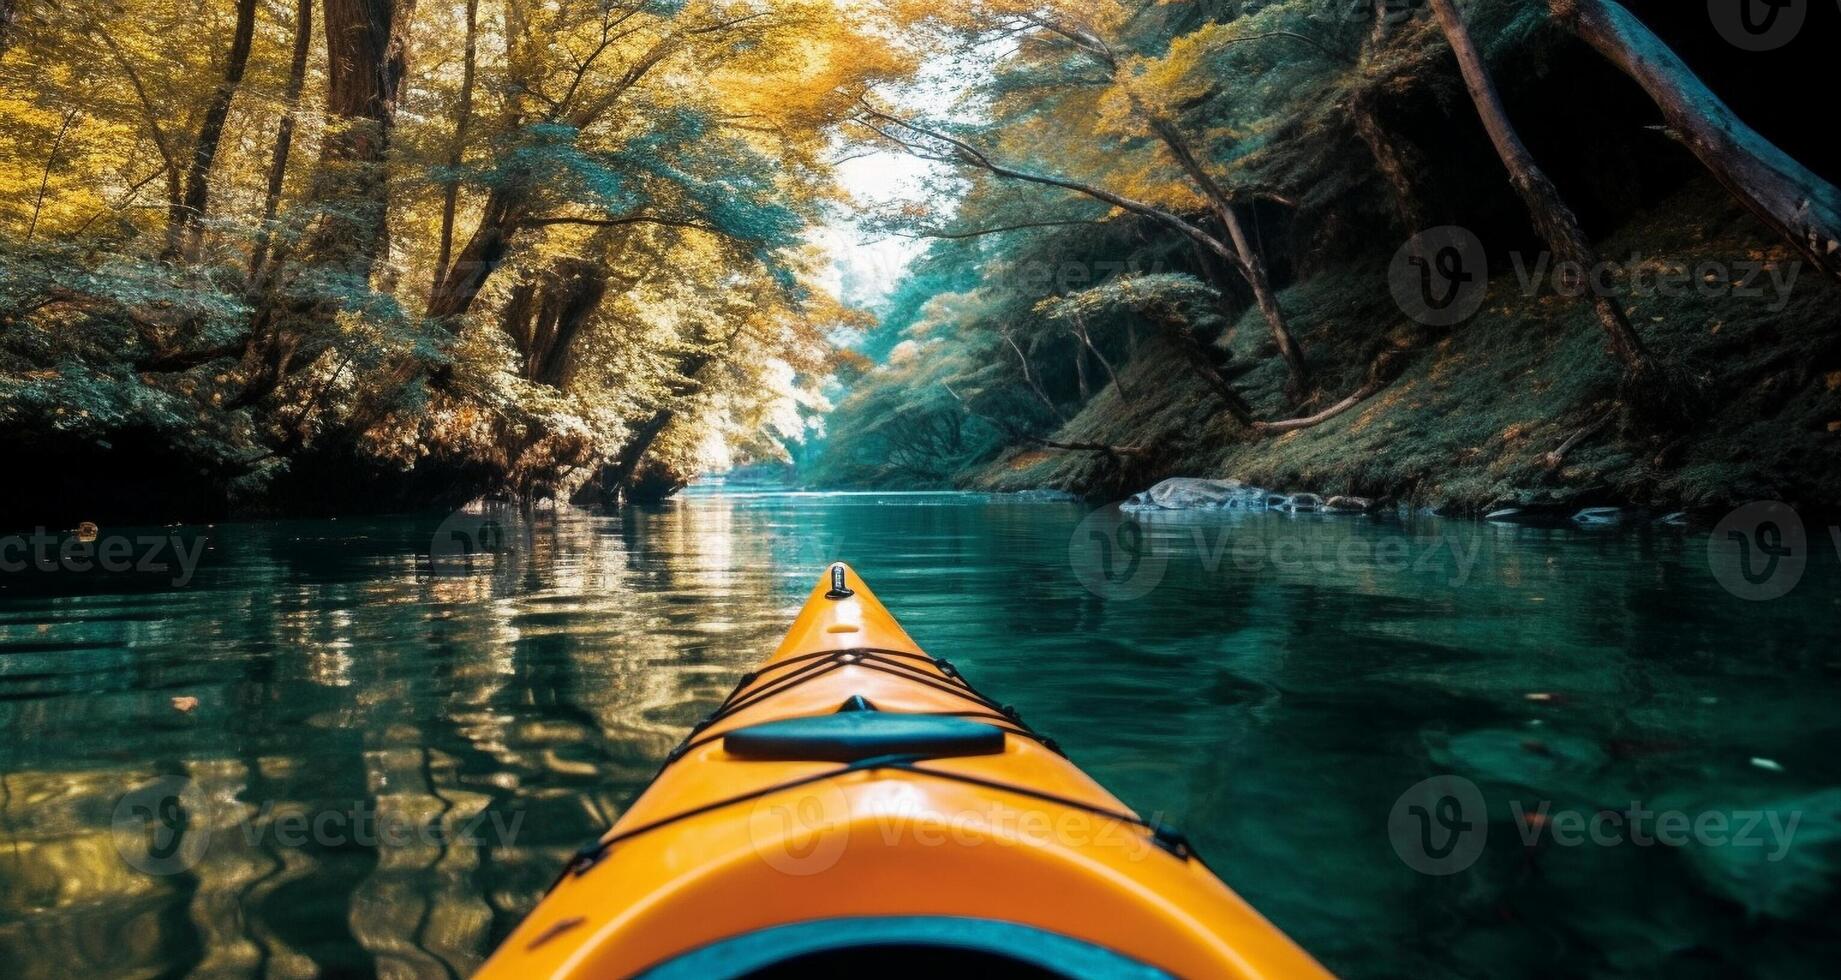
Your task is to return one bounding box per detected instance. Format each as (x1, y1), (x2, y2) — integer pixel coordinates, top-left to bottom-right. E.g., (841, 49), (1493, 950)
(962, 185), (1841, 516)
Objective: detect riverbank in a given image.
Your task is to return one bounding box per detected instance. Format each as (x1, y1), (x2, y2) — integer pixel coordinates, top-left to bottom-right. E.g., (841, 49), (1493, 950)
(961, 186), (1841, 516)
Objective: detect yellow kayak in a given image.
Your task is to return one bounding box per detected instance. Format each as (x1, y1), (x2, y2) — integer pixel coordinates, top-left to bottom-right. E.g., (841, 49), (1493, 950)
(478, 563), (1329, 978)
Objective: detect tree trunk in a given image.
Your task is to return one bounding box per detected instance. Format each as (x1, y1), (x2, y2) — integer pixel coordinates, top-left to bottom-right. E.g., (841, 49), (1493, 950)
(431, 0), (479, 290)
(0, 0), (17, 59)
(1073, 339), (1090, 400)
(96, 29), (186, 258)
(521, 260), (609, 387)
(1001, 332), (1065, 422)
(1428, 0), (1658, 383)
(597, 409), (675, 505)
(25, 109), (78, 241)
(1072, 319), (1130, 403)
(177, 0), (259, 259)
(307, 0), (418, 279)
(427, 186), (527, 322)
(1550, 0), (1841, 282)
(1349, 88), (1436, 234)
(1151, 313), (1256, 426)
(249, 0), (313, 282)
(1140, 108), (1311, 395)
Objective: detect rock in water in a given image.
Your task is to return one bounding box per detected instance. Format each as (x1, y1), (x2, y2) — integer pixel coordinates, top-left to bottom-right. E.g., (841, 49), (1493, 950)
(1009, 489), (1081, 502)
(1121, 477), (1269, 512)
(1573, 507), (1628, 526)
(1673, 788), (1841, 920)
(1279, 493), (1324, 513)
(1324, 495), (1375, 514)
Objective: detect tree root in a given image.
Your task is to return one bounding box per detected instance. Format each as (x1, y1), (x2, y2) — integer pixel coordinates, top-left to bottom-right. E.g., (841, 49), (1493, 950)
(1544, 408), (1616, 469)
(1251, 348), (1408, 436)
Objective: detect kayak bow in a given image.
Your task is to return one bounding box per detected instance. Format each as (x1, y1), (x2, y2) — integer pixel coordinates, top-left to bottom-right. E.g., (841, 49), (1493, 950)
(478, 563), (1330, 978)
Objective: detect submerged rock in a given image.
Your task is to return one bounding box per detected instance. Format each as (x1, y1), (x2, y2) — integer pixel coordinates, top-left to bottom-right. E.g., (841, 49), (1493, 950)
(1671, 788), (1841, 921)
(1485, 506), (1573, 526)
(1121, 477), (1269, 512)
(1008, 488), (1082, 502)
(1573, 507), (1629, 526)
(1653, 511), (1690, 527)
(1278, 492), (1325, 513)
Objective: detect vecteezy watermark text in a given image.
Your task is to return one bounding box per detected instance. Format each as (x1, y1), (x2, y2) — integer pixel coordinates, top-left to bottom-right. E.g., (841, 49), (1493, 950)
(0, 527), (208, 586)
(1070, 508), (1487, 600)
(1390, 226), (1807, 327)
(1389, 775), (1805, 875)
(1510, 251), (1801, 314)
(112, 775), (524, 875)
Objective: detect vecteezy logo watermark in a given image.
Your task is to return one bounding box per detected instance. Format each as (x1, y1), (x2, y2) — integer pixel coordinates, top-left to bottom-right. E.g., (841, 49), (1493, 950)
(0, 527), (209, 586)
(1389, 226), (1489, 327)
(1069, 508), (1169, 600)
(1389, 775), (1488, 875)
(1390, 776), (1807, 875)
(1708, 0), (1806, 51)
(429, 501), (533, 578)
(1708, 501), (1808, 600)
(1511, 252), (1801, 313)
(112, 775), (215, 875)
(1511, 801), (1801, 861)
(112, 776), (524, 874)
(749, 782), (852, 875)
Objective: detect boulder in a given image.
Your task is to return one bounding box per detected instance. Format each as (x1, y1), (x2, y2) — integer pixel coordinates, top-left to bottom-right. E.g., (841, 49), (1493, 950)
(1324, 495), (1376, 514)
(1121, 477), (1268, 512)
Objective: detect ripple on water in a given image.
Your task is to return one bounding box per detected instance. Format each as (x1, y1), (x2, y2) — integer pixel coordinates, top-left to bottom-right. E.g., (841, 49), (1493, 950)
(0, 497), (1837, 978)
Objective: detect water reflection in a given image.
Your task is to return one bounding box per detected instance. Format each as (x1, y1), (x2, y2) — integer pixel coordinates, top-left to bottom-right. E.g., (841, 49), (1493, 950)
(1, 494), (1838, 977)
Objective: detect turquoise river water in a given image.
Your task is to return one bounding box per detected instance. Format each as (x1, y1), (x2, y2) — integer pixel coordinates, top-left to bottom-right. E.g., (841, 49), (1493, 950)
(2, 490), (1839, 977)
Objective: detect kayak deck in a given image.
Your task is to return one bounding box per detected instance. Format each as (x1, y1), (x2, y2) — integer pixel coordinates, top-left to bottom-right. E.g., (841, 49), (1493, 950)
(478, 564), (1329, 978)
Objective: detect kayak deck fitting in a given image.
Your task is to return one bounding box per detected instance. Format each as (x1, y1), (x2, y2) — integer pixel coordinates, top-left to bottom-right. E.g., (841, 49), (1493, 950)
(478, 563), (1329, 978)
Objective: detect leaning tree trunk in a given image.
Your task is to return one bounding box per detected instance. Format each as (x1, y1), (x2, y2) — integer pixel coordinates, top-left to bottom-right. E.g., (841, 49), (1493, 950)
(1001, 332), (1066, 423)
(1350, 88), (1438, 236)
(249, 0), (313, 282)
(508, 259), (609, 387)
(1550, 0), (1841, 282)
(431, 0), (479, 289)
(426, 185), (528, 322)
(1428, 0), (1658, 384)
(1141, 109), (1312, 396)
(177, 0), (258, 260)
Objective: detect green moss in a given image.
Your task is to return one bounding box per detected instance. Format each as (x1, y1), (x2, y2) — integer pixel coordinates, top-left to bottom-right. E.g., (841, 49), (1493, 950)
(967, 183), (1841, 513)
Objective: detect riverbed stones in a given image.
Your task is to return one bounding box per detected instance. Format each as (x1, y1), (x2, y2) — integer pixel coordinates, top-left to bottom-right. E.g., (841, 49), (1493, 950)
(1324, 495), (1376, 514)
(1121, 478), (1267, 511)
(1123, 479), (1389, 515)
(1278, 493), (1324, 513)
